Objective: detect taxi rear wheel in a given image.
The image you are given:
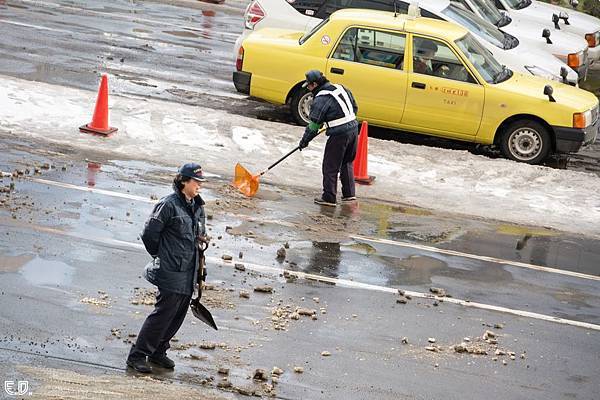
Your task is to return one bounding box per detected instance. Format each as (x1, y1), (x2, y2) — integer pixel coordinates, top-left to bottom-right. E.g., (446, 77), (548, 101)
(290, 88), (313, 126)
(500, 120), (551, 164)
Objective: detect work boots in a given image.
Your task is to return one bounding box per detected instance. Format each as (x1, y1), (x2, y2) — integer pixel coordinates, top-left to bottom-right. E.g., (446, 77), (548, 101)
(148, 353), (175, 369)
(126, 357), (152, 373)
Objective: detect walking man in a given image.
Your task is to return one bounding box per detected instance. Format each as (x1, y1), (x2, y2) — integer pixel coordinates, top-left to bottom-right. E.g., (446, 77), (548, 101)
(126, 163), (208, 373)
(298, 69), (359, 207)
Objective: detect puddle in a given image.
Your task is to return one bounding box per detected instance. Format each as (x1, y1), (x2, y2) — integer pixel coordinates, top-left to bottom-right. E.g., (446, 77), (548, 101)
(20, 257), (74, 286)
(495, 224), (558, 238)
(0, 254), (34, 273)
(163, 30), (200, 38)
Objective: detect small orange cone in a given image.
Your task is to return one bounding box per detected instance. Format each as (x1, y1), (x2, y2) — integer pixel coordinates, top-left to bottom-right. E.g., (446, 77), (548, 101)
(79, 75), (118, 135)
(353, 121), (375, 185)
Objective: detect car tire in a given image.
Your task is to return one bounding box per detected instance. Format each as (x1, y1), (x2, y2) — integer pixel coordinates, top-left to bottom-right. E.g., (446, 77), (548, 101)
(290, 87), (313, 126)
(500, 119), (551, 164)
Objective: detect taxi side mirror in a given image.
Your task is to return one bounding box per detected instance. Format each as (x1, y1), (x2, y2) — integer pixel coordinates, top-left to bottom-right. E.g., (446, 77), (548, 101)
(544, 85), (556, 103)
(542, 29), (552, 44)
(560, 66), (568, 84)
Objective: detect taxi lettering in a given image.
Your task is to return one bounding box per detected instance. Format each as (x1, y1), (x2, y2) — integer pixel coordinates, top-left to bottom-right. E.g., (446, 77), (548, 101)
(441, 87), (468, 97)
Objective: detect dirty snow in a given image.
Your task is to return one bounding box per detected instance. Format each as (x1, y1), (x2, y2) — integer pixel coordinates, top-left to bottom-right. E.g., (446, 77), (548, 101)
(1, 75), (600, 237)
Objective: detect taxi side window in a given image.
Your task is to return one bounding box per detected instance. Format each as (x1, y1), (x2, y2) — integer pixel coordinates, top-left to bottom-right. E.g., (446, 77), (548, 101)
(332, 27), (406, 70)
(412, 37), (476, 83)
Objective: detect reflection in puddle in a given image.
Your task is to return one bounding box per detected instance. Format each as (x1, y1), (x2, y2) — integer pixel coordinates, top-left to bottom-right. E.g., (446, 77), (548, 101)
(163, 30), (200, 38)
(20, 257), (74, 286)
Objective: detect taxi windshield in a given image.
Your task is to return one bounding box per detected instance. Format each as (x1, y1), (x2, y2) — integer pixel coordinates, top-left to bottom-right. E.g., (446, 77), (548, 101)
(455, 33), (509, 83)
(300, 18), (329, 45)
(468, 0), (505, 26)
(442, 5), (505, 49)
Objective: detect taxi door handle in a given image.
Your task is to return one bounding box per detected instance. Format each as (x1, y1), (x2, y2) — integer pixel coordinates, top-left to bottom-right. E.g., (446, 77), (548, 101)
(330, 67), (344, 75)
(412, 82), (426, 89)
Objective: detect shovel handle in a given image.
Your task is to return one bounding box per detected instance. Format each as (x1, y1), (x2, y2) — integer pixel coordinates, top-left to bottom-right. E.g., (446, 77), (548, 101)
(260, 127), (326, 176)
(261, 146), (300, 175)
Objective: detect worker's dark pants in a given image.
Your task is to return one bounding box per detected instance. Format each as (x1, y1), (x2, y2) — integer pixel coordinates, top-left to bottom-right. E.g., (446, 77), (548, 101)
(127, 289), (191, 361)
(322, 131), (358, 203)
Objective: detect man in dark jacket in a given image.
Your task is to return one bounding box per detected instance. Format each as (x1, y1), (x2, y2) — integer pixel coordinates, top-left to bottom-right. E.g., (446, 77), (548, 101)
(126, 163), (208, 373)
(298, 70), (359, 207)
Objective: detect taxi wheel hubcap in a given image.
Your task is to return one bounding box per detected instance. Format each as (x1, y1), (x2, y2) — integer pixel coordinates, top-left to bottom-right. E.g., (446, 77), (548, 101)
(299, 92), (313, 124)
(508, 128), (542, 161)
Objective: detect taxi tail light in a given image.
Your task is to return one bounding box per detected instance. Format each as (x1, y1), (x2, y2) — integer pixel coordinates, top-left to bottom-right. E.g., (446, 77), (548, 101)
(236, 46), (244, 71)
(573, 112), (586, 129)
(245, 1), (265, 30)
(585, 33), (597, 48)
(567, 53), (581, 68)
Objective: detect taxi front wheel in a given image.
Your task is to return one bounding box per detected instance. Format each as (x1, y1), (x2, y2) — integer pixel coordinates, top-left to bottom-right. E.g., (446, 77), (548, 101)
(500, 120), (551, 165)
(290, 88), (313, 126)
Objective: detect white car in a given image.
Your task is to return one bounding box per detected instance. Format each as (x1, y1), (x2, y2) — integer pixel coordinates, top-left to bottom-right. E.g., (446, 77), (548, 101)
(236, 0), (586, 83)
(415, 0), (578, 84)
(455, 0), (590, 79)
(492, 0), (600, 63)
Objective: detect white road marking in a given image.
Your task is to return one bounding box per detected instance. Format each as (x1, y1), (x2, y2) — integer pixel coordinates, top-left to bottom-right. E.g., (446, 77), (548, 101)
(0, 19), (72, 33)
(2, 218), (599, 331)
(29, 178), (156, 204)
(351, 235), (600, 282)
(20, 177), (600, 282)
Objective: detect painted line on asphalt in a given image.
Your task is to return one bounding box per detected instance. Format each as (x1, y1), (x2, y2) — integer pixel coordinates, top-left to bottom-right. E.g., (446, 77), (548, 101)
(2, 218), (599, 331)
(17, 176), (600, 283)
(351, 234), (600, 282)
(28, 177), (157, 203)
(0, 19), (72, 33)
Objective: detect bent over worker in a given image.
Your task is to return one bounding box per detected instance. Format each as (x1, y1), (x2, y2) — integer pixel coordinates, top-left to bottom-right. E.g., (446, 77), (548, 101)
(298, 69), (359, 207)
(126, 163), (209, 373)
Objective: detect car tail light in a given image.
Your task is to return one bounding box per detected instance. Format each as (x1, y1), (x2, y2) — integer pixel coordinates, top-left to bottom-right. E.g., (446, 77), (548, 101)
(585, 33), (596, 48)
(245, 1), (265, 30)
(567, 52), (581, 68)
(585, 31), (600, 48)
(236, 46), (244, 71)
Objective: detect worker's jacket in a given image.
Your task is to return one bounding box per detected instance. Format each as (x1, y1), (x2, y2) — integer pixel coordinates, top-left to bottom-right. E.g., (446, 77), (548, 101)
(141, 188), (206, 296)
(309, 81), (359, 137)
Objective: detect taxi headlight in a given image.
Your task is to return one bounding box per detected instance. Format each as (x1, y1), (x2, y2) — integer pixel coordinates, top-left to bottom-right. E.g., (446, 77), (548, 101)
(567, 51), (582, 68)
(573, 109), (593, 129)
(524, 65), (561, 82)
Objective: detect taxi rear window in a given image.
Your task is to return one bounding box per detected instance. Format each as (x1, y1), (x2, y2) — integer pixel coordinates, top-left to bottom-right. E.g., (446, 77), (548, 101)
(299, 18), (330, 44)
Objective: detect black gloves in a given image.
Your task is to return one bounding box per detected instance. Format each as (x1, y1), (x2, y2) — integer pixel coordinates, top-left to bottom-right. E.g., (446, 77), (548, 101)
(299, 126), (319, 151)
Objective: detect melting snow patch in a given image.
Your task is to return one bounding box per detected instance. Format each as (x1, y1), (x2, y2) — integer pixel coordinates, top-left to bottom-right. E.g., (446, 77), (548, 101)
(232, 126), (267, 154)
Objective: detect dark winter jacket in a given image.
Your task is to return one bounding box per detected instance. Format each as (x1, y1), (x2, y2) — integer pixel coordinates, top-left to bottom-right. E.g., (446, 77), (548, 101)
(307, 81), (359, 137)
(141, 189), (206, 296)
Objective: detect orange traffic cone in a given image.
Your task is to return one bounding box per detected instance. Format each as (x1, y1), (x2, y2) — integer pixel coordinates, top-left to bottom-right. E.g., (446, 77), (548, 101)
(353, 121), (375, 185)
(79, 75), (118, 136)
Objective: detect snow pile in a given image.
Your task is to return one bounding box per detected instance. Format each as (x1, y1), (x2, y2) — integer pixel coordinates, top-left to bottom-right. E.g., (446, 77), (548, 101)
(1, 75), (599, 237)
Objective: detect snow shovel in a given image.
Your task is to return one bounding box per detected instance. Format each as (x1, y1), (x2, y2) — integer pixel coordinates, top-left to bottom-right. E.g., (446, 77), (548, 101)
(233, 127), (325, 197)
(190, 242), (218, 330)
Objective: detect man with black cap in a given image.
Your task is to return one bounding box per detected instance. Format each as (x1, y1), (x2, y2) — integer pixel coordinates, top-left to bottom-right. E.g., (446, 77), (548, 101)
(126, 163), (209, 373)
(298, 69), (359, 207)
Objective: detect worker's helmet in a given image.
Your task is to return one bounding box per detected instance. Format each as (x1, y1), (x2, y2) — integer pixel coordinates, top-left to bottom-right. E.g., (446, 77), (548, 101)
(303, 69), (326, 87)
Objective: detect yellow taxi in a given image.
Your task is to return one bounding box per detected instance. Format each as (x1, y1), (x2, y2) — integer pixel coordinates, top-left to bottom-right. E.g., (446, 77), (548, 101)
(233, 8), (598, 164)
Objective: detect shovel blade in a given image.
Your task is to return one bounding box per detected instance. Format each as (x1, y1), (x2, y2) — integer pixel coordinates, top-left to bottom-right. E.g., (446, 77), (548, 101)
(232, 162), (260, 197)
(190, 299), (218, 330)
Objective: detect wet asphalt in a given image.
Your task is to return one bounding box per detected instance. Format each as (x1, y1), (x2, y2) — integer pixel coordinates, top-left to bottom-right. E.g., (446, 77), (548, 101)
(0, 0), (599, 398)
(0, 0), (600, 173)
(1, 133), (599, 399)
